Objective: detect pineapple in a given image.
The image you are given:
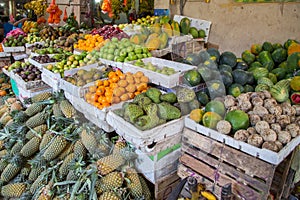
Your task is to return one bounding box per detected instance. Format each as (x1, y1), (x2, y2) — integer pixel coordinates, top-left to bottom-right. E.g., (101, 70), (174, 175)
(0, 158), (8, 172)
(25, 111), (48, 129)
(59, 100), (76, 118)
(52, 103), (64, 118)
(0, 149), (7, 157)
(139, 175), (152, 200)
(20, 165), (31, 177)
(0, 163), (21, 182)
(59, 153), (74, 178)
(24, 103), (45, 117)
(30, 174), (46, 194)
(80, 129), (99, 155)
(31, 92), (52, 103)
(66, 170), (78, 181)
(20, 136), (41, 157)
(98, 191), (120, 200)
(29, 166), (44, 181)
(39, 132), (54, 151)
(97, 171), (124, 194)
(74, 140), (87, 158)
(10, 142), (24, 155)
(26, 124), (48, 140)
(58, 142), (74, 160)
(112, 139), (127, 154)
(42, 135), (68, 161)
(0, 112), (12, 126)
(126, 168), (143, 198)
(1, 182), (26, 197)
(0, 139), (4, 150)
(13, 111), (29, 123)
(97, 153), (125, 175)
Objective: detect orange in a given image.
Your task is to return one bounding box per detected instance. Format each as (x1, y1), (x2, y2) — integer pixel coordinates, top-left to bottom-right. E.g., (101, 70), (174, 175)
(85, 92), (92, 101)
(90, 94), (99, 102)
(103, 80), (110, 87)
(102, 102), (111, 108)
(115, 70), (123, 76)
(95, 80), (103, 86)
(128, 92), (135, 99)
(119, 74), (126, 80)
(96, 86), (105, 96)
(106, 95), (113, 103)
(134, 91), (141, 96)
(108, 71), (116, 79)
(111, 76), (119, 83)
(137, 83), (148, 91)
(134, 77), (141, 84)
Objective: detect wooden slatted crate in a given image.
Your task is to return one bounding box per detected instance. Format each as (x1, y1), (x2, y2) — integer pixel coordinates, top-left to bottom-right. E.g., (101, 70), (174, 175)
(178, 128), (295, 200)
(154, 172), (181, 200)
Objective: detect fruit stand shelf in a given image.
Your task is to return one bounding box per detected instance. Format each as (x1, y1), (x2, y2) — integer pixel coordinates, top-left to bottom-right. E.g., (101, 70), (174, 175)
(184, 116), (300, 165)
(28, 58), (58, 70)
(2, 44), (25, 53)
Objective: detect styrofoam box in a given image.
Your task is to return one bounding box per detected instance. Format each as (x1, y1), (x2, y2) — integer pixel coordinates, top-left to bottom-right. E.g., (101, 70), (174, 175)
(17, 83), (52, 100)
(41, 71), (60, 91)
(185, 116), (300, 165)
(135, 147), (181, 184)
(0, 52), (10, 58)
(173, 15), (212, 43)
(59, 63), (100, 98)
(106, 110), (184, 148)
(150, 48), (171, 58)
(73, 48), (83, 55)
(28, 58), (58, 70)
(10, 70), (46, 90)
(30, 52), (57, 58)
(25, 42), (45, 48)
(99, 58), (123, 70)
(1, 68), (11, 77)
(169, 35), (193, 45)
(2, 44), (25, 53)
(122, 57), (196, 88)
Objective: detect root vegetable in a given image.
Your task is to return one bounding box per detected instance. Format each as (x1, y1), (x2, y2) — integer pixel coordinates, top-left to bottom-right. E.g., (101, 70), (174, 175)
(262, 141), (280, 152)
(274, 141), (283, 151)
(268, 105), (283, 116)
(262, 114), (276, 124)
(253, 105), (269, 117)
(277, 131), (291, 144)
(281, 102), (296, 116)
(264, 98), (278, 109)
(293, 105), (300, 116)
(276, 115), (291, 128)
(291, 116), (296, 123)
(251, 92), (266, 100)
(247, 134), (263, 147)
(262, 90), (272, 99)
(261, 129), (277, 142)
(247, 127), (257, 135)
(250, 114), (261, 126)
(239, 101), (252, 112)
(271, 123), (281, 134)
(224, 95), (236, 109)
(227, 106), (240, 112)
(251, 97), (264, 107)
(234, 130), (250, 142)
(216, 120), (232, 135)
(255, 121), (270, 134)
(285, 124), (300, 138)
(237, 93), (251, 103)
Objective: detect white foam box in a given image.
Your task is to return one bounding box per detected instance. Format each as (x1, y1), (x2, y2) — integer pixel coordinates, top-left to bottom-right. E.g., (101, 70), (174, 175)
(99, 58), (123, 70)
(73, 48), (83, 55)
(106, 109), (184, 149)
(184, 116), (300, 165)
(135, 145), (182, 184)
(28, 58), (58, 70)
(2, 43), (25, 53)
(10, 69), (46, 90)
(41, 68), (61, 91)
(1, 68), (11, 77)
(122, 57), (196, 88)
(25, 42), (45, 48)
(173, 15), (212, 43)
(0, 52), (10, 58)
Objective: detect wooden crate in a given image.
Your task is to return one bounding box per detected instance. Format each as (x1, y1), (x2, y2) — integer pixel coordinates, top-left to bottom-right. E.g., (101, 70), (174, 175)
(178, 128), (295, 200)
(154, 172), (181, 200)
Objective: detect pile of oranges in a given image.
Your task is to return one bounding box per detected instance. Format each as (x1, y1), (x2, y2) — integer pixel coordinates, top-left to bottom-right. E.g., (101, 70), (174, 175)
(74, 34), (107, 52)
(85, 70), (149, 110)
(0, 44), (3, 52)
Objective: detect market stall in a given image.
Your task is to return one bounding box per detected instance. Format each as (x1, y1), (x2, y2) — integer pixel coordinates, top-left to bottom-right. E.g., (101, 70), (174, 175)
(0, 0), (299, 199)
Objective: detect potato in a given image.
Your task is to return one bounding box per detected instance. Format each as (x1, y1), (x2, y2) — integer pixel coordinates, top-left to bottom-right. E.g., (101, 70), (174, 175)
(264, 98), (277, 109)
(224, 95), (236, 109)
(276, 115), (291, 128)
(247, 134), (263, 147)
(251, 97), (264, 107)
(270, 123), (281, 134)
(262, 114), (276, 124)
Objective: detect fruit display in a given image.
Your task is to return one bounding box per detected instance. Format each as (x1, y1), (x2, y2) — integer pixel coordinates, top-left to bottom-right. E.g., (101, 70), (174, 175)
(130, 15), (159, 26)
(90, 25), (129, 40)
(39, 26), (72, 41)
(2, 29), (27, 47)
(0, 91), (152, 199)
(6, 61), (24, 72)
(190, 91), (300, 152)
(133, 59), (177, 75)
(14, 63), (42, 82)
(84, 70), (150, 109)
(53, 33), (80, 52)
(31, 55), (58, 63)
(113, 88), (181, 130)
(179, 17), (206, 38)
(63, 67), (111, 86)
(45, 52), (90, 76)
(24, 0), (47, 17)
(26, 33), (42, 44)
(74, 34), (106, 52)
(22, 21), (39, 34)
(33, 47), (64, 55)
(99, 37), (152, 62)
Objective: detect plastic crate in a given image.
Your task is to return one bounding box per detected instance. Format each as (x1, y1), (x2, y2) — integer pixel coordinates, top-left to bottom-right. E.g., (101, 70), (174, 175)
(11, 70), (46, 90)
(184, 116), (300, 165)
(99, 58), (123, 70)
(28, 58), (58, 70)
(122, 57), (196, 88)
(0, 52), (10, 58)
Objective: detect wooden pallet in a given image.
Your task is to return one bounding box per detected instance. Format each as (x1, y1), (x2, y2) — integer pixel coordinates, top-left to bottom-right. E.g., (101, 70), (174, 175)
(178, 128), (295, 200)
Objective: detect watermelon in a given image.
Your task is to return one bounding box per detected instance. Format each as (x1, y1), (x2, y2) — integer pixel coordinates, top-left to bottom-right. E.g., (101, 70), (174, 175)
(205, 100), (226, 117)
(219, 51), (237, 68)
(252, 67), (269, 81)
(271, 48), (287, 63)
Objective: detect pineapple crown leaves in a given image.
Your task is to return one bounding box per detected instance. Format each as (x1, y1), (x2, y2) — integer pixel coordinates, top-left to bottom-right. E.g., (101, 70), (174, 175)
(28, 155), (48, 168)
(13, 111), (29, 123)
(11, 153), (25, 166)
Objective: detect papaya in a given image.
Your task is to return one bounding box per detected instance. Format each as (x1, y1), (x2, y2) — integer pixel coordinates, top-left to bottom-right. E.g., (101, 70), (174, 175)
(150, 23), (161, 34)
(162, 23), (173, 38)
(241, 50), (255, 65)
(189, 27), (199, 39)
(130, 34), (143, 45)
(202, 111), (222, 130)
(288, 42), (300, 56)
(189, 109), (204, 123)
(180, 17), (191, 35)
(145, 36), (160, 51)
(205, 100), (226, 117)
(159, 32), (169, 49)
(286, 52), (300, 73)
(171, 21), (180, 36)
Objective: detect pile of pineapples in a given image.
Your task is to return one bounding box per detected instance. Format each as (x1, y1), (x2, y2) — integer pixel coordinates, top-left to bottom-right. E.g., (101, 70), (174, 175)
(0, 91), (152, 200)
